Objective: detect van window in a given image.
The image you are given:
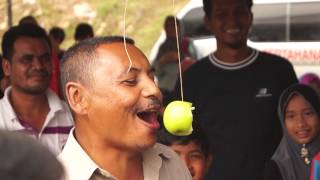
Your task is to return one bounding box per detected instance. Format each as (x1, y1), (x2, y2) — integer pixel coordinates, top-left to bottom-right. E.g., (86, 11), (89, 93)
(250, 1), (320, 42)
(180, 7), (210, 37)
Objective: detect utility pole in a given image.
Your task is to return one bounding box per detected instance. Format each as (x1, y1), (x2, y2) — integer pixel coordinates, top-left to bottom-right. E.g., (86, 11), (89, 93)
(7, 0), (13, 28)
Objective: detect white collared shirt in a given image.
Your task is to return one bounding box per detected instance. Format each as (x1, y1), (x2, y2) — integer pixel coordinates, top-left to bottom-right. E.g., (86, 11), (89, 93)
(0, 86), (74, 155)
(58, 129), (192, 180)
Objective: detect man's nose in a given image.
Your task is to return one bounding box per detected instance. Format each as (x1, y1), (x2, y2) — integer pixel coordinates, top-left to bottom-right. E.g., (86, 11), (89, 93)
(32, 57), (46, 69)
(226, 13), (238, 25)
(142, 77), (162, 100)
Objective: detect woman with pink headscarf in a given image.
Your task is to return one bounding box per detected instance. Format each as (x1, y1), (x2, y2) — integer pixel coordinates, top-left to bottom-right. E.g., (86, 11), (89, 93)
(300, 73), (320, 96)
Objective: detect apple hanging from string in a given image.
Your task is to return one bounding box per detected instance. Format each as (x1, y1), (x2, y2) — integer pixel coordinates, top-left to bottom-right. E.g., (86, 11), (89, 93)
(163, 101), (195, 136)
(160, 7), (195, 136)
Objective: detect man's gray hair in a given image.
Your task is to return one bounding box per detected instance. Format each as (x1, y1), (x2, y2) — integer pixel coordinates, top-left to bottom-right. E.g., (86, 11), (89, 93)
(60, 36), (134, 99)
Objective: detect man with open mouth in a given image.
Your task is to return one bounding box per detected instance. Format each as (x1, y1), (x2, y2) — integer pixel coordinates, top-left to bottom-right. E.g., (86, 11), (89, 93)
(59, 36), (192, 180)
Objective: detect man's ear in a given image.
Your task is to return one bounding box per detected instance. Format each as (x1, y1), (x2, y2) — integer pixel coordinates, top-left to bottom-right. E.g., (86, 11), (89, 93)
(249, 11), (253, 27)
(65, 82), (89, 115)
(2, 58), (11, 77)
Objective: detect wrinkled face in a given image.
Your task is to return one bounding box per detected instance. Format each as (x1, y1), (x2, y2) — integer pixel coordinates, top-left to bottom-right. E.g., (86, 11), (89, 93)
(85, 42), (162, 152)
(3, 37), (52, 95)
(205, 0), (252, 49)
(285, 94), (320, 144)
(171, 141), (209, 180)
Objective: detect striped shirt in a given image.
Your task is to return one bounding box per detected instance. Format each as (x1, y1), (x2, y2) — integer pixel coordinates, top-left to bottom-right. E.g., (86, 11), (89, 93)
(0, 86), (74, 155)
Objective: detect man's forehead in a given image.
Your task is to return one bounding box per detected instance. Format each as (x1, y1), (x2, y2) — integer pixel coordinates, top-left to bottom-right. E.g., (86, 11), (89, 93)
(14, 37), (49, 49)
(95, 42), (150, 68)
(96, 43), (128, 62)
(15, 36), (47, 44)
(12, 37), (50, 57)
(96, 42), (146, 62)
(96, 42), (135, 52)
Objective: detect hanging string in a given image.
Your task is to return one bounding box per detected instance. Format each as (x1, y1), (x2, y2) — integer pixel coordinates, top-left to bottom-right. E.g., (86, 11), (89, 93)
(123, 0), (133, 73)
(172, 0), (184, 101)
(123, 0), (184, 99)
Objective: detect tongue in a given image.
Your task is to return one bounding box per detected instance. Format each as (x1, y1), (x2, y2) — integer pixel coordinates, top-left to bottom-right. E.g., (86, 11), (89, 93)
(139, 112), (160, 129)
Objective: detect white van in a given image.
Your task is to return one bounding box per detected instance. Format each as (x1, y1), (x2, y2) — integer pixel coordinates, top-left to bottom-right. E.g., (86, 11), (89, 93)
(150, 0), (320, 78)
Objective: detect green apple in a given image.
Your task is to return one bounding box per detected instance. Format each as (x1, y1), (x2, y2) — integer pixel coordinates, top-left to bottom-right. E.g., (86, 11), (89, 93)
(163, 101), (194, 136)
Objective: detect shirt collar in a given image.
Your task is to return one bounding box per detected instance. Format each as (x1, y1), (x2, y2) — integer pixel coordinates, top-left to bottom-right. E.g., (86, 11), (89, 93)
(58, 128), (110, 180)
(142, 143), (172, 180)
(209, 48), (259, 70)
(2, 86), (65, 120)
(46, 88), (65, 113)
(59, 129), (172, 180)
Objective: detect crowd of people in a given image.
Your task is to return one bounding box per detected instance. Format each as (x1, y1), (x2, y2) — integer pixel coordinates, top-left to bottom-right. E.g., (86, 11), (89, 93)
(0, 0), (320, 179)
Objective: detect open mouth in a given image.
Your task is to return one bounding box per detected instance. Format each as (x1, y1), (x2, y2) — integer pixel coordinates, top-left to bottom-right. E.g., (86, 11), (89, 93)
(137, 110), (160, 130)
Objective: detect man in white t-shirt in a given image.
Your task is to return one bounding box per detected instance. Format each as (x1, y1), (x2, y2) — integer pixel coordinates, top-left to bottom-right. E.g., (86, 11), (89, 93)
(0, 24), (73, 155)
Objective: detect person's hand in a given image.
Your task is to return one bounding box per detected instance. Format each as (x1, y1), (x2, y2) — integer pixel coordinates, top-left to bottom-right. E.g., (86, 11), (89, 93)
(158, 51), (179, 66)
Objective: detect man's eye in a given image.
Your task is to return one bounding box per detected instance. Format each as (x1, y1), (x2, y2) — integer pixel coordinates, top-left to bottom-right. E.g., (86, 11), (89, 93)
(123, 79), (138, 85)
(214, 11), (227, 18)
(236, 9), (249, 16)
(40, 54), (51, 63)
(20, 56), (33, 63)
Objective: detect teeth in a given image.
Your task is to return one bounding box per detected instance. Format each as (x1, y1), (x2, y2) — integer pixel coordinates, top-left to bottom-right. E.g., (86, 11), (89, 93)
(297, 130), (307, 134)
(296, 130), (309, 136)
(226, 29), (240, 33)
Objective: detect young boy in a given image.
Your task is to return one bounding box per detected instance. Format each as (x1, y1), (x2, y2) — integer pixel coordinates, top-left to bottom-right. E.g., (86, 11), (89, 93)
(158, 127), (212, 180)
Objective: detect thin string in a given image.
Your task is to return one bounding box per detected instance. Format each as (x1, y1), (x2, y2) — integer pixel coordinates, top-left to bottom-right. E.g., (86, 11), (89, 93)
(123, 0), (184, 98)
(172, 0), (184, 101)
(123, 0), (133, 73)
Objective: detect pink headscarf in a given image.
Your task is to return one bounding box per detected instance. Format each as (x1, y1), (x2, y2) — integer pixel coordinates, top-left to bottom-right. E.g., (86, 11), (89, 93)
(300, 73), (320, 85)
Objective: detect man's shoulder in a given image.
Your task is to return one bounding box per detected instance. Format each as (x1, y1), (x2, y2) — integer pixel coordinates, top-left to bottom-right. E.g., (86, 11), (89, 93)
(183, 56), (211, 75)
(152, 143), (176, 157)
(148, 143), (183, 161)
(0, 96), (8, 109)
(57, 130), (99, 180)
(0, 90), (16, 125)
(0, 98), (10, 125)
(257, 50), (293, 66)
(150, 143), (193, 180)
